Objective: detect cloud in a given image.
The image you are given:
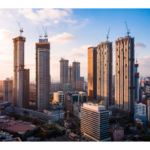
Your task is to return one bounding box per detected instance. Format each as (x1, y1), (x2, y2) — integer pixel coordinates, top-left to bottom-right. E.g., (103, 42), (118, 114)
(73, 19), (89, 29)
(49, 32), (76, 42)
(0, 29), (16, 43)
(135, 42), (146, 49)
(18, 8), (74, 25)
(66, 45), (92, 58)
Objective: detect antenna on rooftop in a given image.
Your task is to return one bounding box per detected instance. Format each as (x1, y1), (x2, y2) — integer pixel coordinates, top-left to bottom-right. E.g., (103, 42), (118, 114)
(106, 27), (110, 41)
(125, 22), (130, 36)
(16, 21), (23, 36)
(42, 25), (48, 39)
(36, 26), (42, 38)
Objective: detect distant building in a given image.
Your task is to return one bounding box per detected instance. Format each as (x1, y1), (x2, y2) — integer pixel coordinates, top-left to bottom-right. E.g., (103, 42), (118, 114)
(13, 36), (30, 108)
(146, 85), (150, 94)
(63, 83), (73, 93)
(97, 41), (113, 108)
(80, 77), (84, 81)
(135, 63), (139, 102)
(3, 78), (13, 102)
(53, 91), (65, 107)
(115, 36), (135, 112)
(81, 103), (110, 141)
(35, 39), (50, 111)
(134, 103), (147, 125)
(68, 66), (73, 83)
(50, 83), (60, 93)
(147, 100), (150, 122)
(87, 47), (97, 101)
(60, 58), (69, 85)
(76, 81), (85, 91)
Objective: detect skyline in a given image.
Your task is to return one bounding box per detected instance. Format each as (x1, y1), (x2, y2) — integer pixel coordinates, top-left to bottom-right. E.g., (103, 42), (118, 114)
(0, 9), (150, 81)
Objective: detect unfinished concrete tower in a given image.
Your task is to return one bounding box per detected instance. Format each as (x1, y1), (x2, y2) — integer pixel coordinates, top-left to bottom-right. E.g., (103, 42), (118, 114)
(115, 36), (135, 112)
(36, 39), (50, 111)
(13, 36), (29, 108)
(68, 65), (73, 84)
(87, 47), (97, 101)
(97, 41), (113, 108)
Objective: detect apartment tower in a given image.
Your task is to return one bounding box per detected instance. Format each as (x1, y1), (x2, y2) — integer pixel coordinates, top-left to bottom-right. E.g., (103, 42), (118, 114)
(97, 41), (113, 108)
(88, 47), (97, 101)
(35, 39), (50, 111)
(60, 58), (69, 85)
(115, 36), (135, 112)
(68, 65), (73, 83)
(13, 36), (29, 108)
(3, 78), (13, 102)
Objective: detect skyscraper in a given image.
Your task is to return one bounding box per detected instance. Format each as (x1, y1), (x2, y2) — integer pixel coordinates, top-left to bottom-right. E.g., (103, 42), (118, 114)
(13, 36), (29, 108)
(72, 61), (80, 89)
(97, 41), (113, 108)
(115, 36), (135, 112)
(60, 58), (69, 85)
(135, 62), (139, 103)
(68, 65), (73, 83)
(35, 39), (50, 111)
(3, 78), (13, 102)
(87, 47), (97, 101)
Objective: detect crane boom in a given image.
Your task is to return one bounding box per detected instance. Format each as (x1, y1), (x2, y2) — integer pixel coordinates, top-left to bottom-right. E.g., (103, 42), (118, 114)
(125, 21), (130, 36)
(16, 21), (23, 36)
(106, 27), (110, 41)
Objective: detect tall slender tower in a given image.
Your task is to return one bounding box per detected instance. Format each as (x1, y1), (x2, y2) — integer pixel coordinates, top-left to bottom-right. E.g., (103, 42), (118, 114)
(68, 65), (73, 83)
(13, 35), (29, 108)
(87, 47), (97, 101)
(72, 61), (80, 89)
(115, 36), (135, 112)
(35, 39), (50, 111)
(60, 58), (69, 85)
(97, 41), (113, 108)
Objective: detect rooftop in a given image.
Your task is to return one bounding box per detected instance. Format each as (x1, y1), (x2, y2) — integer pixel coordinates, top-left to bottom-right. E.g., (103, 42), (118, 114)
(82, 103), (106, 111)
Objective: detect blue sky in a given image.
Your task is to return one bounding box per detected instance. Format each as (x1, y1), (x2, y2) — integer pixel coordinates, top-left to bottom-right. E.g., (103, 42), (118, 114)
(0, 9), (150, 82)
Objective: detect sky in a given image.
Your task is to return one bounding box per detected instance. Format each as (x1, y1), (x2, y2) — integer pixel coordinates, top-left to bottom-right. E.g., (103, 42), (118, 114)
(0, 9), (150, 82)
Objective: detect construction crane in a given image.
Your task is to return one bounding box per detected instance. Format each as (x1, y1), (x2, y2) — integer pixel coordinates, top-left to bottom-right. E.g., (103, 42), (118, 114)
(42, 25), (48, 39)
(36, 26), (42, 38)
(106, 27), (110, 41)
(17, 21), (23, 36)
(125, 21), (130, 36)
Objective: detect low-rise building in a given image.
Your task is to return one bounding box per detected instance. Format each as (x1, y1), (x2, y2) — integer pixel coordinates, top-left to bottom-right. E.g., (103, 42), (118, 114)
(134, 103), (147, 125)
(79, 92), (87, 103)
(0, 131), (13, 140)
(53, 91), (65, 107)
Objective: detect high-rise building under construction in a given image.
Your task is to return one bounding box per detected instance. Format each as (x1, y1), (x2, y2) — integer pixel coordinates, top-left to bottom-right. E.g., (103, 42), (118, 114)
(115, 36), (135, 112)
(35, 39), (50, 111)
(87, 47), (97, 101)
(97, 41), (113, 108)
(13, 36), (29, 108)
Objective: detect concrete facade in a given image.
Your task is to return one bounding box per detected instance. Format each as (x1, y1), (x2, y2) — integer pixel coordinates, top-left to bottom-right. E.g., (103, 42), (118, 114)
(63, 83), (73, 93)
(135, 64), (139, 102)
(35, 41), (50, 111)
(60, 58), (69, 85)
(115, 36), (135, 112)
(76, 81), (85, 91)
(97, 41), (113, 108)
(3, 78), (13, 102)
(13, 36), (30, 108)
(88, 47), (97, 101)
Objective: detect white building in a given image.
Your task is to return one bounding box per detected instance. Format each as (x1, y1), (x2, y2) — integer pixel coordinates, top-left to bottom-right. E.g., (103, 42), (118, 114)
(0, 131), (13, 139)
(3, 78), (13, 102)
(53, 91), (65, 106)
(81, 103), (110, 141)
(135, 103), (146, 116)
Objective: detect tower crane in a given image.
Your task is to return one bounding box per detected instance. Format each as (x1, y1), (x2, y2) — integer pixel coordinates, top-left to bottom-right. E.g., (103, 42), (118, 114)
(125, 21), (130, 36)
(106, 27), (110, 41)
(42, 25), (48, 39)
(36, 26), (42, 38)
(17, 21), (23, 36)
